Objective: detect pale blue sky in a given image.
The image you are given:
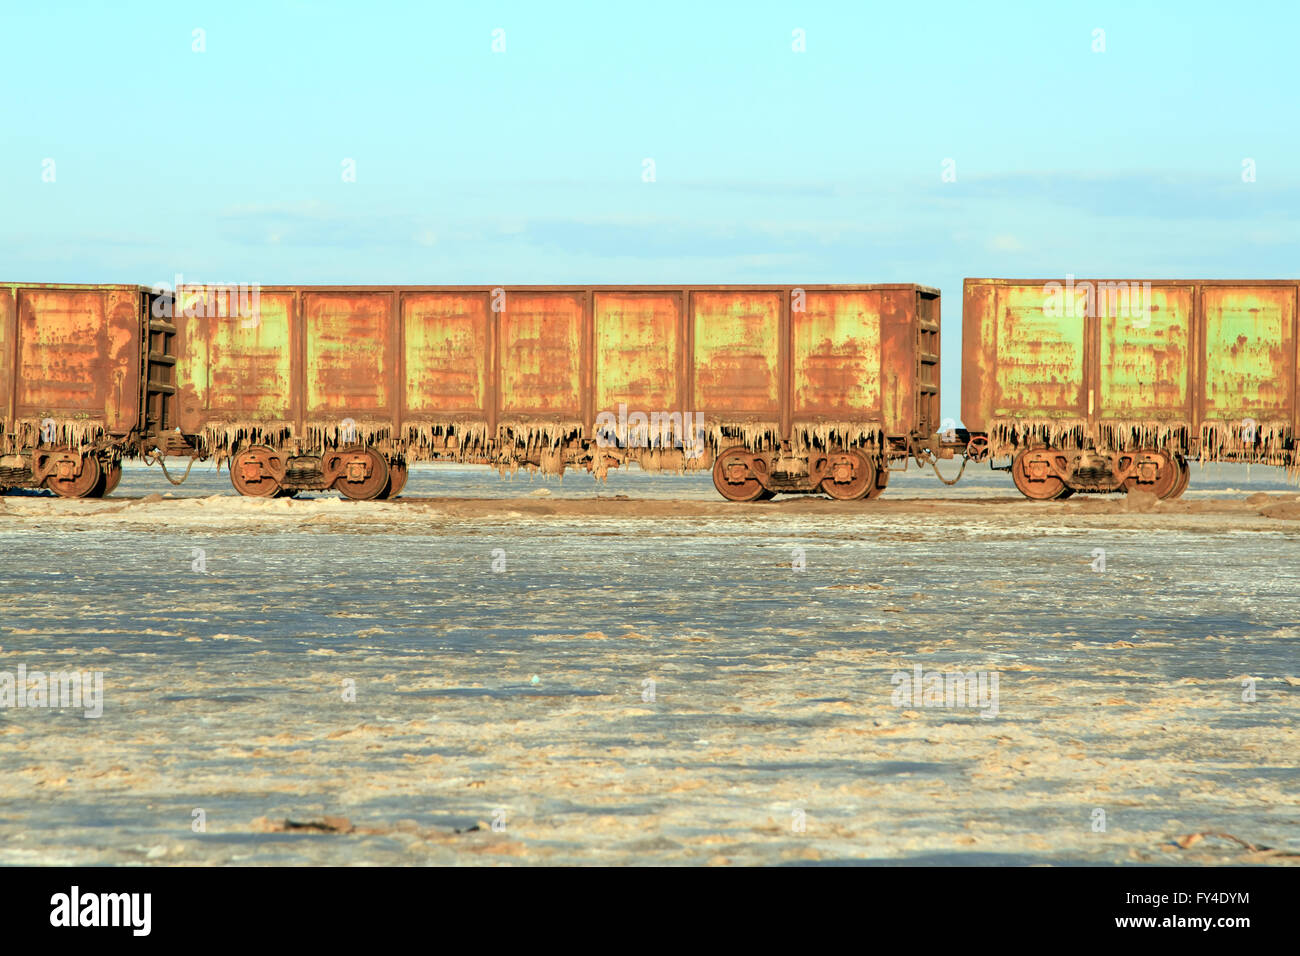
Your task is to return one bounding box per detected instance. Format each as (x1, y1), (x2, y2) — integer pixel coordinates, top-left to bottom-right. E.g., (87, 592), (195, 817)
(3, 1), (1296, 420)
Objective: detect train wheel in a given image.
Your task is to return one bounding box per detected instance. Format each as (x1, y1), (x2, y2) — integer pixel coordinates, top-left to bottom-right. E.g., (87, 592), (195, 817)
(42, 449), (103, 499)
(1167, 455), (1190, 499)
(230, 445), (285, 497)
(326, 446), (390, 501)
(820, 450), (875, 501)
(712, 446), (770, 502)
(1011, 446), (1070, 500)
(376, 460), (408, 499)
(1123, 448), (1179, 499)
(864, 461), (890, 499)
(85, 460), (120, 498)
(100, 461), (123, 496)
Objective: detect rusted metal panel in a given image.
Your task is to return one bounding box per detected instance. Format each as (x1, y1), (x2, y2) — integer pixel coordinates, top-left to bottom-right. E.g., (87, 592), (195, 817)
(1098, 284), (1194, 421)
(962, 279), (1088, 452)
(497, 291), (584, 419)
(303, 292), (396, 431)
(960, 280), (997, 434)
(593, 291), (682, 418)
(580, 290), (594, 433)
(878, 289), (923, 438)
(692, 291), (781, 419)
(402, 292), (491, 419)
(0, 289), (13, 434)
(176, 288), (295, 438)
(791, 290), (884, 422)
(1201, 285), (1295, 423)
(13, 286), (142, 439)
(990, 283), (1087, 420)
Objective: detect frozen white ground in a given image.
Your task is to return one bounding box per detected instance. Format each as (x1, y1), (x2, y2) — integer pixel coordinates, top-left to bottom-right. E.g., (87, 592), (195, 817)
(0, 462), (1296, 865)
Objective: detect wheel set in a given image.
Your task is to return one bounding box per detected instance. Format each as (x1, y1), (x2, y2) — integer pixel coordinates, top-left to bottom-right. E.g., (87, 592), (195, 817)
(228, 445), (408, 500)
(711, 446), (890, 503)
(29, 448), (122, 499)
(1011, 445), (1190, 501)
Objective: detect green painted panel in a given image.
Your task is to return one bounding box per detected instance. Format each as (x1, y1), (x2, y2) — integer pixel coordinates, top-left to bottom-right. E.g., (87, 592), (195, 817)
(179, 290), (293, 422)
(1099, 286), (1191, 418)
(992, 285), (1085, 417)
(403, 293), (488, 415)
(594, 292), (679, 413)
(792, 291), (882, 418)
(693, 292), (780, 413)
(1204, 288), (1294, 419)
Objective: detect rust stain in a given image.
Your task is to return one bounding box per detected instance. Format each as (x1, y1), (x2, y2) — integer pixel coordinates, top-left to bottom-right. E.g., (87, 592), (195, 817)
(0, 291), (12, 433)
(498, 291), (583, 417)
(1203, 286), (1294, 419)
(12, 287), (139, 438)
(1099, 285), (1191, 419)
(404, 293), (489, 417)
(593, 291), (680, 414)
(692, 291), (780, 415)
(305, 293), (392, 420)
(178, 289), (294, 432)
(991, 284), (1086, 418)
(791, 291), (883, 419)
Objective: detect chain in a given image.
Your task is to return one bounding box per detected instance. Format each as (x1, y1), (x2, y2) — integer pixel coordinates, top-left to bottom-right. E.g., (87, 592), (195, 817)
(143, 451), (199, 486)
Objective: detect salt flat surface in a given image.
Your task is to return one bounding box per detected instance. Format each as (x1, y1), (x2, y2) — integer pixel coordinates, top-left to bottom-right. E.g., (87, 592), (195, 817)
(0, 463), (1296, 865)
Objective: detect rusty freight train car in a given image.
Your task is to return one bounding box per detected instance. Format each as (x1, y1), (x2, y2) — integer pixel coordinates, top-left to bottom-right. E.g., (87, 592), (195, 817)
(170, 283), (941, 500)
(0, 283), (175, 497)
(963, 278), (1299, 499)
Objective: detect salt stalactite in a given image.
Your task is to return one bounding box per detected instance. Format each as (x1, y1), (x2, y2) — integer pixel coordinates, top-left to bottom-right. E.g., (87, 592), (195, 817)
(990, 415), (1296, 480)
(586, 420), (883, 478)
(1098, 420), (1192, 455)
(13, 418), (105, 454)
(637, 449), (665, 473)
(539, 446), (566, 476)
(404, 421), (491, 461)
(707, 422), (782, 456)
(589, 450), (612, 481)
(790, 421), (884, 453)
(185, 413), (1293, 484)
(1199, 419), (1292, 466)
(495, 420), (584, 476)
(199, 421), (294, 463)
(989, 417), (1089, 456)
(306, 421), (395, 454)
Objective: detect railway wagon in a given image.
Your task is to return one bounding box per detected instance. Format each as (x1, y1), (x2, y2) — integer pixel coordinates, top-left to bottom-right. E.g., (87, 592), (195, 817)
(0, 283), (172, 497)
(963, 278), (1299, 499)
(170, 283), (941, 500)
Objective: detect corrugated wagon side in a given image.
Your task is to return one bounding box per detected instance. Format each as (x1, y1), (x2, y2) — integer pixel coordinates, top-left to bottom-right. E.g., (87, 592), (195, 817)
(0, 283), (165, 497)
(962, 277), (1299, 499)
(173, 283), (941, 501)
